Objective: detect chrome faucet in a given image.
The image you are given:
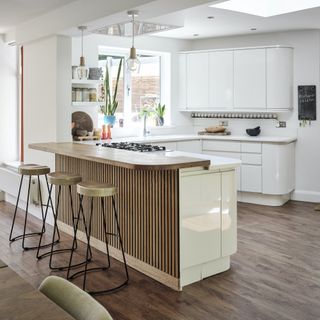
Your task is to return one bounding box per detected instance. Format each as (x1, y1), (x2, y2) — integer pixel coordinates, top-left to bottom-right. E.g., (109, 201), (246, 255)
(143, 114), (150, 137)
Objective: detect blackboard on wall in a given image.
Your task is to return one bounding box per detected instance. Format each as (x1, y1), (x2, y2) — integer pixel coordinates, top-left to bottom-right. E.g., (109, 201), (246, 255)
(298, 85), (316, 120)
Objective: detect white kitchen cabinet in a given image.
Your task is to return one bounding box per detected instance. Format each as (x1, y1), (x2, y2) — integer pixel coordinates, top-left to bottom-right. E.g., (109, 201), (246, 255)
(221, 170), (237, 257)
(178, 54), (187, 109)
(179, 46), (293, 112)
(234, 48), (266, 110)
(202, 140), (241, 153)
(209, 50), (234, 109)
(176, 140), (202, 153)
(202, 150), (241, 191)
(241, 165), (262, 192)
(266, 48), (293, 110)
(262, 142), (295, 194)
(180, 171), (221, 269)
(186, 52), (209, 110)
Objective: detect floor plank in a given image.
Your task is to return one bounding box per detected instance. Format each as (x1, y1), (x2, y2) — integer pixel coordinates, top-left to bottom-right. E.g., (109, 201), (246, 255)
(0, 200), (320, 320)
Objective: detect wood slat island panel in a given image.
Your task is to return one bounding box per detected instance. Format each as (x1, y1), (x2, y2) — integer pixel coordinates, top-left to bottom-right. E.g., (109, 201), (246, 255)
(30, 142), (210, 170)
(56, 155), (180, 288)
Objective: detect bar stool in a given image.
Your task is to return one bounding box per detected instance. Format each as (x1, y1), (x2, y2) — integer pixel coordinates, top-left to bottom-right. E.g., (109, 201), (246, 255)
(9, 164), (59, 250)
(37, 172), (91, 270)
(67, 181), (129, 295)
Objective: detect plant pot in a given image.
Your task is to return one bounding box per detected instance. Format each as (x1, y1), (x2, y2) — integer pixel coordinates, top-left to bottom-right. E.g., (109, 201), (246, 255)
(156, 116), (164, 126)
(104, 115), (116, 126)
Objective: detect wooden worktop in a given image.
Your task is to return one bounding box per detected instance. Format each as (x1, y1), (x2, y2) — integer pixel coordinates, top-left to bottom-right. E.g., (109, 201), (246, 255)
(29, 142), (210, 170)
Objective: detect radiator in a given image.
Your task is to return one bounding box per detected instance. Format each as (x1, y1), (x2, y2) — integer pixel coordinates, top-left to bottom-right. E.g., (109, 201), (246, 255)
(0, 166), (40, 205)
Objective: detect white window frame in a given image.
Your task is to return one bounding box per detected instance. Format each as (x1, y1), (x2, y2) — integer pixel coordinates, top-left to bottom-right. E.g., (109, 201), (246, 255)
(98, 46), (170, 128)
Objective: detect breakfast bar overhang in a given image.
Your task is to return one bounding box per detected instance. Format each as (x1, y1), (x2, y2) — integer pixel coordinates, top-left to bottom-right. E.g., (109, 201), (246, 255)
(30, 142), (240, 290)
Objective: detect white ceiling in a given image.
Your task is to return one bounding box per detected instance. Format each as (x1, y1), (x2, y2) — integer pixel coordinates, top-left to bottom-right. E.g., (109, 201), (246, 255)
(0, 0), (77, 33)
(151, 2), (320, 39)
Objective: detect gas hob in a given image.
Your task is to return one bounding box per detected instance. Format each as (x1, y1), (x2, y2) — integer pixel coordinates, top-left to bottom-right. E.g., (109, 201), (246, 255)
(96, 142), (166, 152)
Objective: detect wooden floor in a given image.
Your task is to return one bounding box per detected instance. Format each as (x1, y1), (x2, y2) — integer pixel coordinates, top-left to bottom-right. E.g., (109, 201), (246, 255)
(0, 200), (320, 320)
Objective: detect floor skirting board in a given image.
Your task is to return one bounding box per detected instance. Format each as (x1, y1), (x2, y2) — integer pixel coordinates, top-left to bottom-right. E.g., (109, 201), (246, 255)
(291, 190), (320, 203)
(237, 192), (291, 206)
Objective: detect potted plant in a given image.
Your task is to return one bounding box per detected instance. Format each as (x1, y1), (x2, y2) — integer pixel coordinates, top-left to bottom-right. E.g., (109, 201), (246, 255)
(100, 58), (123, 126)
(154, 103), (166, 126)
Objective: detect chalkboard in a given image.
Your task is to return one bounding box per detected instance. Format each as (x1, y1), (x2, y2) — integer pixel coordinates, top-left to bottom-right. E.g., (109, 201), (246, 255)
(298, 85), (316, 120)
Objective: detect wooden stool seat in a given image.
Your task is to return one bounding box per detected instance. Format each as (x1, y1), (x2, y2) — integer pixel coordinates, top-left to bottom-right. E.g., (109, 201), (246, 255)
(77, 182), (117, 198)
(18, 164), (50, 176)
(48, 172), (82, 186)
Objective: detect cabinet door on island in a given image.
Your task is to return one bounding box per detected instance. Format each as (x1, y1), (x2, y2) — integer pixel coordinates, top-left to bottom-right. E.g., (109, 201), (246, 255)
(179, 169), (237, 287)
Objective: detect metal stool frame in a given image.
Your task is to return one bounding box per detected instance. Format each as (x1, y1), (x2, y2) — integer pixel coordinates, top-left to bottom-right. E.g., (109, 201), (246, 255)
(37, 181), (92, 271)
(67, 194), (129, 295)
(9, 174), (60, 250)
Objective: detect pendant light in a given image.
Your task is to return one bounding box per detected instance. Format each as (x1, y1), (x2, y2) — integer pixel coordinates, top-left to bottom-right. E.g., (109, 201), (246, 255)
(126, 10), (141, 72)
(77, 26), (89, 80)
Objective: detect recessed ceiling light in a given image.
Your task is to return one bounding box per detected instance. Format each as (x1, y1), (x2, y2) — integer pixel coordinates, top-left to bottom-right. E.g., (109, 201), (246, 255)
(210, 0), (320, 17)
(207, 16), (215, 20)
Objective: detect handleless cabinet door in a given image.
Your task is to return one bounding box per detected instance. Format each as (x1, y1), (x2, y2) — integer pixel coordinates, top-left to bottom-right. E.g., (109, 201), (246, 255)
(176, 140), (202, 153)
(241, 165), (262, 192)
(266, 48), (293, 110)
(209, 50), (234, 109)
(186, 52), (209, 110)
(234, 49), (266, 110)
(180, 171), (221, 269)
(178, 54), (187, 109)
(221, 170), (237, 257)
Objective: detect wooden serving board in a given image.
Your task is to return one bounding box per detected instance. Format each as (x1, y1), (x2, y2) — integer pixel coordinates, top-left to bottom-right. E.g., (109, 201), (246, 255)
(198, 131), (231, 136)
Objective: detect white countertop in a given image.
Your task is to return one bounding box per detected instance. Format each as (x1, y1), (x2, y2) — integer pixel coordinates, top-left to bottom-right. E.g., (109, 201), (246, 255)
(166, 151), (241, 171)
(82, 134), (297, 145)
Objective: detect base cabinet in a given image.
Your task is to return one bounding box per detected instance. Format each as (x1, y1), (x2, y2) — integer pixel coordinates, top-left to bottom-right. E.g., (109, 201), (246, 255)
(201, 139), (295, 198)
(179, 169), (237, 287)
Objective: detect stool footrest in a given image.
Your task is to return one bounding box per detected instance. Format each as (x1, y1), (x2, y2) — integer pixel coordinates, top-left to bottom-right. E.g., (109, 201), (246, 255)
(10, 232), (42, 242)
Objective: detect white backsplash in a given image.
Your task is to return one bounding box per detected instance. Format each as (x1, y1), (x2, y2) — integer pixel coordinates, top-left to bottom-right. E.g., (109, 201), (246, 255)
(193, 118), (298, 137)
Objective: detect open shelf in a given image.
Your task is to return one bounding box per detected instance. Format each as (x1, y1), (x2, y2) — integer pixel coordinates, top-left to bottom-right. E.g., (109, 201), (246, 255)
(72, 79), (103, 85)
(72, 102), (100, 107)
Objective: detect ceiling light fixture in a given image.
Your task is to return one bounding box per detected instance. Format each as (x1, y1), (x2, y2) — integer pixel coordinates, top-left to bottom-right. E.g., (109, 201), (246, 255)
(77, 26), (89, 80)
(207, 16), (215, 20)
(126, 10), (141, 72)
(210, 0), (320, 17)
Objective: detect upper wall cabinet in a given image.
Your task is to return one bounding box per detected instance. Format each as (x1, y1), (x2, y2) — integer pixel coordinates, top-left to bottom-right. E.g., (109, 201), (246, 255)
(209, 50), (234, 109)
(186, 52), (209, 110)
(179, 46), (293, 112)
(266, 48), (293, 110)
(234, 48), (266, 110)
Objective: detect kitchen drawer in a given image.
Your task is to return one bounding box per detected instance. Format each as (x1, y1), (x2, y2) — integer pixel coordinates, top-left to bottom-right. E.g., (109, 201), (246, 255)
(202, 140), (241, 152)
(241, 142), (262, 153)
(177, 140), (202, 153)
(241, 165), (262, 192)
(241, 153), (262, 165)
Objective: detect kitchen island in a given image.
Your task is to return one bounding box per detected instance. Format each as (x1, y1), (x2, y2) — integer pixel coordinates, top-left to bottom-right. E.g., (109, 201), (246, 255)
(30, 142), (240, 290)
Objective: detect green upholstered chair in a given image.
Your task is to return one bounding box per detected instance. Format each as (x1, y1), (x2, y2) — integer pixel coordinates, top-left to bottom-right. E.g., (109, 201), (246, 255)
(39, 276), (113, 320)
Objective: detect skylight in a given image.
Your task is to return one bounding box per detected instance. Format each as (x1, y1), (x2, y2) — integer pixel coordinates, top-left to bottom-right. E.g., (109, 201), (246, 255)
(210, 0), (320, 17)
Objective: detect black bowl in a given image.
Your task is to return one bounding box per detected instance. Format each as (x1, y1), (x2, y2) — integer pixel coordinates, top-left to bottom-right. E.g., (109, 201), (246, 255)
(246, 126), (261, 137)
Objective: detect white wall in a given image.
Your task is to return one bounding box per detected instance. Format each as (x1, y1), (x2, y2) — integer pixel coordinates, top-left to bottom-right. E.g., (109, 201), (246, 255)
(190, 30), (320, 202)
(71, 34), (193, 136)
(0, 38), (18, 163)
(24, 35), (71, 169)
